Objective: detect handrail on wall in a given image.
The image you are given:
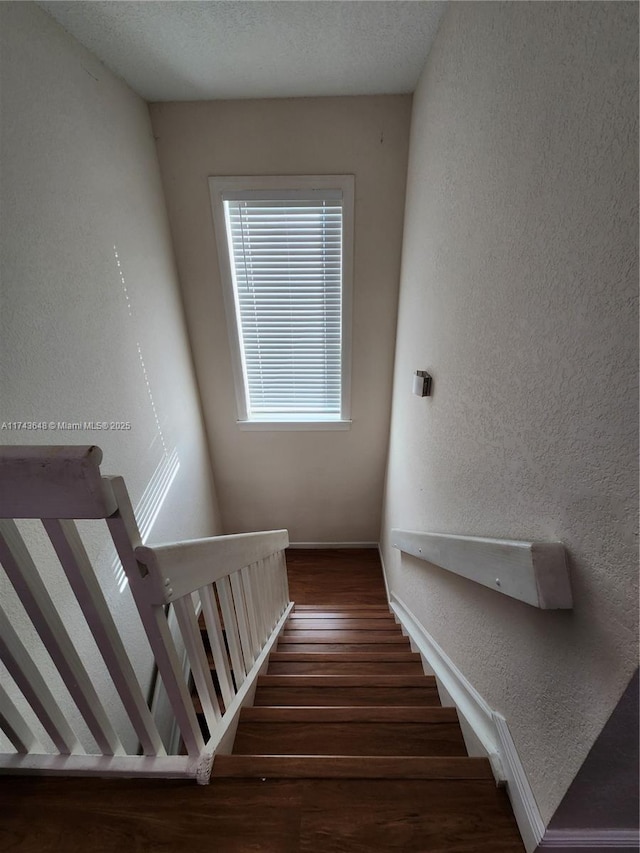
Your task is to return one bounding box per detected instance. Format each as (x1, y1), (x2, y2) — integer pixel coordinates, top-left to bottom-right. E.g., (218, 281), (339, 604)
(391, 529), (572, 609)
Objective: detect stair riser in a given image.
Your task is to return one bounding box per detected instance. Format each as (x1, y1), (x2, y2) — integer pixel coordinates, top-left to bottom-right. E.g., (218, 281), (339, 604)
(240, 707), (458, 723)
(269, 652), (422, 662)
(280, 632), (407, 643)
(289, 612), (393, 620)
(268, 661), (424, 674)
(293, 600), (391, 616)
(212, 756), (493, 780)
(232, 722), (467, 756)
(254, 687), (441, 706)
(277, 643), (412, 653)
(259, 676), (434, 687)
(285, 620), (399, 630)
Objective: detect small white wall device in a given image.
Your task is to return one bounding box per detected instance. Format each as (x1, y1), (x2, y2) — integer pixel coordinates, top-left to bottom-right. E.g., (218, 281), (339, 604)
(412, 370), (432, 397)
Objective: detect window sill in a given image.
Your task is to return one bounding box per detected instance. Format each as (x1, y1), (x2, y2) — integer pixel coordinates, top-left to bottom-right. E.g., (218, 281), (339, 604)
(237, 420), (352, 432)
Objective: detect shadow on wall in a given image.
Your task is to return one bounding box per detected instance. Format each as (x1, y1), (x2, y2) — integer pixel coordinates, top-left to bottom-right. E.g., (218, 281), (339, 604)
(547, 668), (639, 831)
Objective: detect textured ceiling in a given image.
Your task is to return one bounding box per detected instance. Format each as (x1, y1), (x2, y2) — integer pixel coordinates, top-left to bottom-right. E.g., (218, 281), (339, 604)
(38, 1), (446, 101)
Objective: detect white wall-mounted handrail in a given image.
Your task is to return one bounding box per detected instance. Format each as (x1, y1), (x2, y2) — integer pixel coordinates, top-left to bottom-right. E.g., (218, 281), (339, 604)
(0, 446), (292, 783)
(392, 529), (572, 609)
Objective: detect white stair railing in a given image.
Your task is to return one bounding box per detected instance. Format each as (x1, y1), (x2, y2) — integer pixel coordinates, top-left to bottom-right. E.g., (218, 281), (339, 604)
(0, 446), (292, 783)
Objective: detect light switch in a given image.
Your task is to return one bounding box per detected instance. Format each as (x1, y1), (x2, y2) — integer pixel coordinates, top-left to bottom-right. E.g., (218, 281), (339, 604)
(412, 370), (432, 397)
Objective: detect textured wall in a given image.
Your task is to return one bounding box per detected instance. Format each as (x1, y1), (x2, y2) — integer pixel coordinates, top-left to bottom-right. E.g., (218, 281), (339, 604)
(381, 1), (638, 824)
(0, 3), (221, 752)
(150, 96), (411, 542)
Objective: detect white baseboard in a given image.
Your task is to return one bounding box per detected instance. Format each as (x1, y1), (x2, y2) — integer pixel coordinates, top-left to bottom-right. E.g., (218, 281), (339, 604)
(390, 593), (639, 853)
(391, 592), (544, 853)
(288, 541), (378, 549)
(493, 712), (546, 852)
(390, 595), (505, 772)
(377, 543), (391, 605)
(539, 829), (640, 850)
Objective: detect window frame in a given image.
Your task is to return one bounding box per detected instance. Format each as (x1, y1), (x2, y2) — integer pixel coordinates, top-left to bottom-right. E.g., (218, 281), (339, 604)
(209, 175), (354, 430)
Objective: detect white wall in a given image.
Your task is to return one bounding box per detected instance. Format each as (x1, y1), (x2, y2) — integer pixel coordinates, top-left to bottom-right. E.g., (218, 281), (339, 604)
(150, 96), (411, 543)
(0, 2), (221, 752)
(381, 1), (638, 825)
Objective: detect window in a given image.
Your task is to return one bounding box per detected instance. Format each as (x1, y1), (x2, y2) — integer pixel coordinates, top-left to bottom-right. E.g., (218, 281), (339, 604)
(209, 176), (353, 429)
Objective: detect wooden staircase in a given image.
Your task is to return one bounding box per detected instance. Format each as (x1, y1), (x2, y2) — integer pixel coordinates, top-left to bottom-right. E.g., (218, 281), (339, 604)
(208, 600), (525, 850)
(1, 548), (525, 852)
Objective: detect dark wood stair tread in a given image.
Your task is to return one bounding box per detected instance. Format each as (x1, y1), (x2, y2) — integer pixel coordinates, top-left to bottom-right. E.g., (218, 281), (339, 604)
(1, 776), (524, 852)
(211, 755), (493, 779)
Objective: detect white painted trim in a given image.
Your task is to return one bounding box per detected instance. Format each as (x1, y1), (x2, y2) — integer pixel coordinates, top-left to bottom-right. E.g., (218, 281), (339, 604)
(237, 420), (352, 431)
(0, 520), (126, 757)
(0, 605), (83, 756)
(195, 752), (215, 786)
(44, 518), (165, 757)
(493, 713), (546, 852)
(392, 529), (572, 609)
(390, 594), (503, 775)
(539, 829), (640, 849)
(0, 753), (200, 779)
(377, 543), (391, 606)
(339, 175), (354, 422)
(391, 594), (640, 852)
(136, 529), (289, 604)
(0, 683), (43, 754)
(288, 541), (379, 549)
(209, 174), (354, 425)
(390, 592), (545, 853)
(149, 603), (190, 756)
(204, 603), (294, 772)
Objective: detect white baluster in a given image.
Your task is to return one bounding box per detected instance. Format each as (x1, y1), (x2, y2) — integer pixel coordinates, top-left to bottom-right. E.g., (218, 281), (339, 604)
(43, 518), (165, 757)
(240, 564), (261, 656)
(107, 478), (204, 759)
(215, 576), (246, 689)
(0, 520), (124, 756)
(199, 586), (235, 709)
(173, 595), (221, 734)
(0, 683), (43, 754)
(0, 606), (83, 755)
(229, 570), (254, 670)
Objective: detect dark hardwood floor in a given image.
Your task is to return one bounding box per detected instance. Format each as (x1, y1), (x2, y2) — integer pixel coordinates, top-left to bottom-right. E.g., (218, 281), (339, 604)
(0, 548), (524, 852)
(286, 548), (388, 606)
(1, 775), (524, 853)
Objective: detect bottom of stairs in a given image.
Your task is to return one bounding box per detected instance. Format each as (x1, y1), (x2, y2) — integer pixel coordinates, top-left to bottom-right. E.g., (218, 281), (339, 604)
(206, 776), (525, 852)
(0, 594), (525, 852)
(205, 603), (525, 852)
(2, 774), (525, 852)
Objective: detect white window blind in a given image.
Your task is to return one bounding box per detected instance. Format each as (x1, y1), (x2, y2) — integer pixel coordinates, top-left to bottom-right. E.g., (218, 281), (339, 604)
(223, 191), (344, 420)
